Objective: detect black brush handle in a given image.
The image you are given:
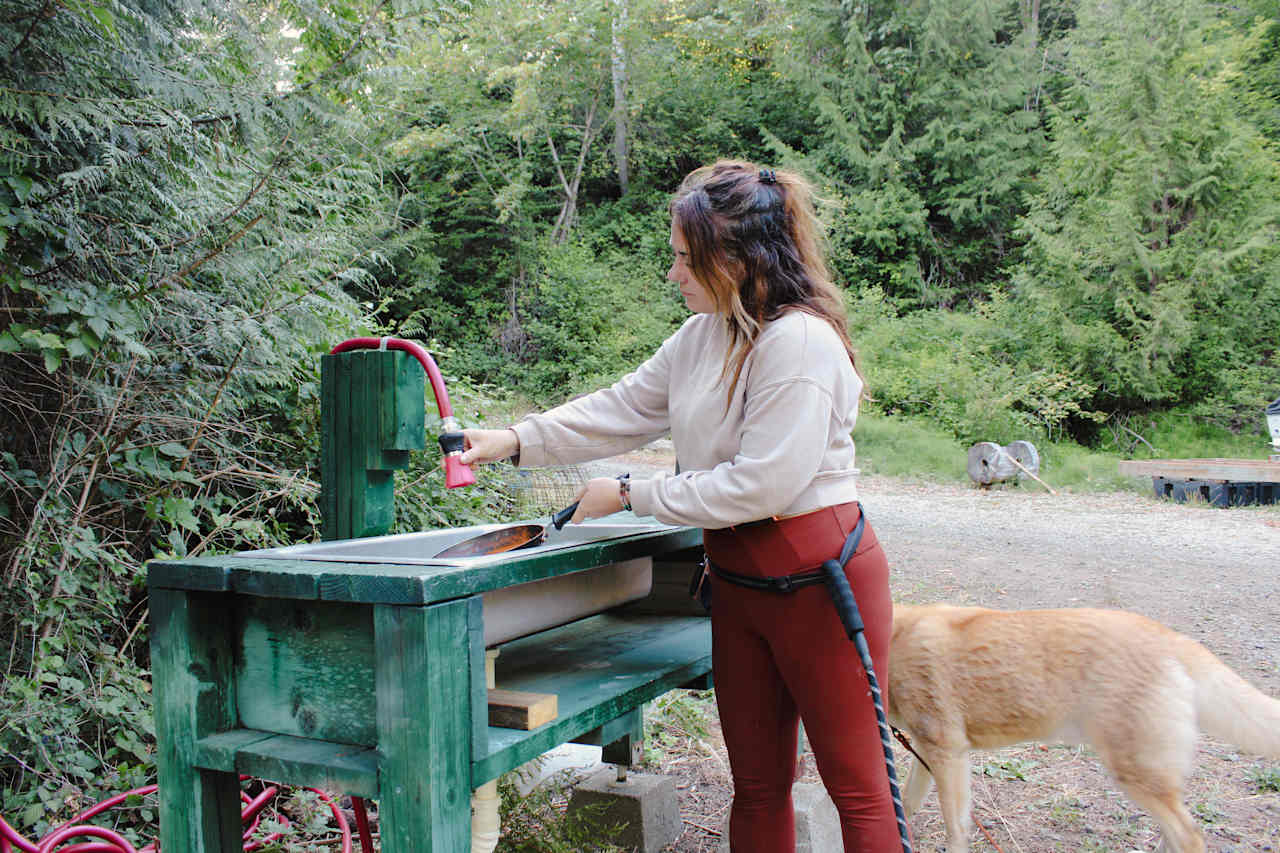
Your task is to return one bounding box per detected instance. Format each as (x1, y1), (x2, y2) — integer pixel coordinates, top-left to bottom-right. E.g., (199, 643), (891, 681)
(551, 501), (579, 530)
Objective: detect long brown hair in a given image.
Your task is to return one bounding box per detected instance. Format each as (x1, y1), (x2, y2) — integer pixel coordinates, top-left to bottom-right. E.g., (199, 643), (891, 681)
(669, 159), (863, 406)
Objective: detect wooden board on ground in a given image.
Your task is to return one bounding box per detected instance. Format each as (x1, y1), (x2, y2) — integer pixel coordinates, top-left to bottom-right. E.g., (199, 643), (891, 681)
(489, 689), (558, 730)
(1118, 458), (1280, 483)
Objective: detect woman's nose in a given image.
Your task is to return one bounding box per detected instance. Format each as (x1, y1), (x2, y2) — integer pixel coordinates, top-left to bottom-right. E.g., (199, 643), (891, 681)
(666, 263), (679, 282)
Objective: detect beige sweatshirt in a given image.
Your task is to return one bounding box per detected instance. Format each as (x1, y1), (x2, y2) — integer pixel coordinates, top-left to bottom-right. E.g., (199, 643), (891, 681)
(511, 310), (862, 530)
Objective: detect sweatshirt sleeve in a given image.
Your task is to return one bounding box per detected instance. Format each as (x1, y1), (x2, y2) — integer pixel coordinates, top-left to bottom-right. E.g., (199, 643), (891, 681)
(510, 330), (677, 467)
(628, 375), (834, 528)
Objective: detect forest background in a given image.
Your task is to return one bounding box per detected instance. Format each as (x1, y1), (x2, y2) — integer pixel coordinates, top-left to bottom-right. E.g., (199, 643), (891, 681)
(1, 0), (1278, 842)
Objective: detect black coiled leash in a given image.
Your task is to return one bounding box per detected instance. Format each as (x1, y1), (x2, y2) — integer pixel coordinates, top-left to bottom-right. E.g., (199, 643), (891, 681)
(708, 504), (912, 853)
(818, 509), (913, 853)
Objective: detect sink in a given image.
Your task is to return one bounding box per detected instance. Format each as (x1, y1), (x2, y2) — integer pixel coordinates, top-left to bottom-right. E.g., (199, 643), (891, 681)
(240, 516), (677, 567)
(237, 514), (680, 645)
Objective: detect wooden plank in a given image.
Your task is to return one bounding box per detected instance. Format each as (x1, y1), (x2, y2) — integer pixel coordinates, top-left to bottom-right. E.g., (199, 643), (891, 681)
(233, 597), (376, 746)
(320, 354), (339, 541)
(151, 589), (243, 853)
(146, 560), (230, 593)
(193, 729), (277, 773)
(374, 599), (474, 852)
(468, 596), (488, 763)
(159, 526), (703, 603)
(471, 613), (711, 784)
(488, 689), (558, 730)
(222, 732), (379, 800)
(572, 707), (642, 747)
(1119, 458), (1280, 483)
(335, 352), (356, 541)
(392, 349), (426, 451)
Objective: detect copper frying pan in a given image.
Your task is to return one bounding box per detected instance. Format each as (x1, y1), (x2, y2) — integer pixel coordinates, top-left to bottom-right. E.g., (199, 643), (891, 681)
(432, 501), (579, 558)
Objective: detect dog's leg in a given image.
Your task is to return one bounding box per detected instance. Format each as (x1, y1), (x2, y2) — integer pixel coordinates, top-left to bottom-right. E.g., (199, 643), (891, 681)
(901, 754), (934, 817)
(1091, 681), (1204, 853)
(928, 753), (972, 853)
(1113, 779), (1203, 853)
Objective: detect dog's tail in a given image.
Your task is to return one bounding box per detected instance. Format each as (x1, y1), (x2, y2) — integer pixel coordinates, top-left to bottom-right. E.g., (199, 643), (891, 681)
(1183, 639), (1280, 758)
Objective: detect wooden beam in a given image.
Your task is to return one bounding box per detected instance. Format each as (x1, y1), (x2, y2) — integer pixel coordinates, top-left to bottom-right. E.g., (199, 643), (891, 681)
(489, 689), (558, 730)
(1118, 458), (1280, 483)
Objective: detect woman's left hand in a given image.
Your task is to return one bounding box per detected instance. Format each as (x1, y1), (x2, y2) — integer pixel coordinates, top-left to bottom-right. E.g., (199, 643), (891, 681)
(570, 477), (625, 523)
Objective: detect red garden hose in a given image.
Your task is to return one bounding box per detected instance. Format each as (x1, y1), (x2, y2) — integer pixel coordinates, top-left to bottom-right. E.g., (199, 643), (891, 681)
(329, 337), (476, 488)
(1, 780), (367, 853)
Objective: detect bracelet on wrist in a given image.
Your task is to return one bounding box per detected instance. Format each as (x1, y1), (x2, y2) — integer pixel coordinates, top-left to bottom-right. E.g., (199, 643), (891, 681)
(617, 473), (632, 512)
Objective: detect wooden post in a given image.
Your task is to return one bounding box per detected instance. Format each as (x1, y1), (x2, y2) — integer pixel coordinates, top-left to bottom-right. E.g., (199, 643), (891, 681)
(151, 589), (242, 853)
(374, 598), (475, 852)
(321, 349), (425, 540)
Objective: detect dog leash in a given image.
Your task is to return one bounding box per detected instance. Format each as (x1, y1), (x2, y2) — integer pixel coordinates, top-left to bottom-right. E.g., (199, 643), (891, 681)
(818, 508), (914, 853)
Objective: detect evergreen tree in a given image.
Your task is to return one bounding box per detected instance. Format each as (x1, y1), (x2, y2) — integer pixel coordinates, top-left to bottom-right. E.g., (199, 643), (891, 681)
(1013, 0), (1280, 425)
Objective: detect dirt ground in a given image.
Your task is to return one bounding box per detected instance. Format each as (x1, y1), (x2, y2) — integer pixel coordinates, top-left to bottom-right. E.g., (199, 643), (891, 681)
(599, 446), (1280, 853)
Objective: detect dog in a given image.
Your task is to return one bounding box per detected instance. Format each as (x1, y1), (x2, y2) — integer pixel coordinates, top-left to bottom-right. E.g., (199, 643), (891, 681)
(886, 604), (1280, 853)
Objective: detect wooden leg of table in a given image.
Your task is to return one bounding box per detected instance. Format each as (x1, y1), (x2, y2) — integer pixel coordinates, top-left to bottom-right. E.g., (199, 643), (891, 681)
(374, 598), (474, 853)
(151, 588), (243, 853)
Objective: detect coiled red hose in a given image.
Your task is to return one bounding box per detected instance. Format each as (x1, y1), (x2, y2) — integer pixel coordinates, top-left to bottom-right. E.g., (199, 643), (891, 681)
(0, 781), (367, 853)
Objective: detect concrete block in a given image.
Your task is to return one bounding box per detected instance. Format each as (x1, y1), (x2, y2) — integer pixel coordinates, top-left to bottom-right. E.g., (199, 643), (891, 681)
(716, 782), (840, 852)
(567, 768), (681, 853)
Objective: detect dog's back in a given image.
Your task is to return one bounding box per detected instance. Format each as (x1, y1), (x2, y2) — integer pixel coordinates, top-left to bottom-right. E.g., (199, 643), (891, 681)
(887, 603), (1280, 853)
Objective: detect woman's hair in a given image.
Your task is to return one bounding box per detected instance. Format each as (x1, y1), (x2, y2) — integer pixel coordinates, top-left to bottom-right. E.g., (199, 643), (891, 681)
(669, 159), (863, 406)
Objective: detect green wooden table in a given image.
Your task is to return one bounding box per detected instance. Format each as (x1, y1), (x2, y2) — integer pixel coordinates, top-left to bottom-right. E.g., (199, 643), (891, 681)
(148, 524), (709, 853)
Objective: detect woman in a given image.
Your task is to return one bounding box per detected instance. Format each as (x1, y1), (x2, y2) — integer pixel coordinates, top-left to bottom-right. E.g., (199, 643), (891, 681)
(460, 159), (902, 852)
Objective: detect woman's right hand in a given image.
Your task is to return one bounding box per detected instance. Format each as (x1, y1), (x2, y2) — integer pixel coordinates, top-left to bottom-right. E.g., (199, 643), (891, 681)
(459, 428), (520, 466)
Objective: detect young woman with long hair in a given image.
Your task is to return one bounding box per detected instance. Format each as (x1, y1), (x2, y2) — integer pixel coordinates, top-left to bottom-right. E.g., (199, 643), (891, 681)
(462, 159), (903, 852)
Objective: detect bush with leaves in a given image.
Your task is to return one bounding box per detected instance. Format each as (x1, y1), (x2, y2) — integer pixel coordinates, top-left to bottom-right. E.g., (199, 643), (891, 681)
(0, 0), (463, 834)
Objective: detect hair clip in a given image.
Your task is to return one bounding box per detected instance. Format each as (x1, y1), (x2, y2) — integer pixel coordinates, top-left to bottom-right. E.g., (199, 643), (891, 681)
(758, 168), (777, 185)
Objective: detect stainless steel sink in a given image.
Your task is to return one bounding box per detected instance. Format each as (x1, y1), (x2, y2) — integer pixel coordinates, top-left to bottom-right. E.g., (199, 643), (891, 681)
(238, 514), (680, 645)
(240, 514), (677, 567)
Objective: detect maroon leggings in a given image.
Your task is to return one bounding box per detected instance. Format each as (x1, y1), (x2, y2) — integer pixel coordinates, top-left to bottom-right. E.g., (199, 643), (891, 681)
(704, 503), (900, 853)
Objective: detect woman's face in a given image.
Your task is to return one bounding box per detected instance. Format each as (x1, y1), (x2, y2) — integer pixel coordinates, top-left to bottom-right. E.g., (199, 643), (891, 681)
(668, 222), (716, 314)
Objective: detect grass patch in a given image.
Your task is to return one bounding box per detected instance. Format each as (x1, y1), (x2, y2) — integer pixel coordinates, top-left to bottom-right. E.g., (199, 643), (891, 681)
(854, 410), (971, 482)
(856, 406), (1275, 495)
(856, 411), (1146, 493)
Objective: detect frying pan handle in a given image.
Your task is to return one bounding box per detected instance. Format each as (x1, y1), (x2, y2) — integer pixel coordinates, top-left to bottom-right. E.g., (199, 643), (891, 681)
(551, 501), (579, 530)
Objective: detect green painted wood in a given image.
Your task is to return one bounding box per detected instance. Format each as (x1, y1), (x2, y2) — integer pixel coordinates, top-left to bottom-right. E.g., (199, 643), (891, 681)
(389, 349), (425, 451)
(151, 589), (243, 853)
(233, 597), (377, 746)
(375, 599), (474, 853)
(192, 729), (277, 772)
(572, 707), (642, 747)
(467, 595), (488, 764)
(320, 355), (339, 541)
(680, 672), (715, 690)
(335, 352), (357, 541)
(149, 526), (703, 604)
(146, 560), (231, 593)
(321, 350), (408, 539)
(472, 613), (711, 784)
(213, 731), (379, 799)
(228, 559), (320, 600)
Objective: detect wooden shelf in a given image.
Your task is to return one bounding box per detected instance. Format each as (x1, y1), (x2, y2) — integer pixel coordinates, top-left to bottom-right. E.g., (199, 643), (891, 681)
(191, 612), (711, 795)
(473, 612), (711, 785)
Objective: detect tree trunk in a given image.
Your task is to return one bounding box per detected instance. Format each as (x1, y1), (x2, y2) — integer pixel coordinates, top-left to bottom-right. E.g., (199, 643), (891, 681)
(611, 0), (630, 195)
(547, 92), (601, 244)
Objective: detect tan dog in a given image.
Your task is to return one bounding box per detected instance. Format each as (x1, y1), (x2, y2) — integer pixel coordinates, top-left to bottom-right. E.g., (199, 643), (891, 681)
(887, 604), (1280, 853)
